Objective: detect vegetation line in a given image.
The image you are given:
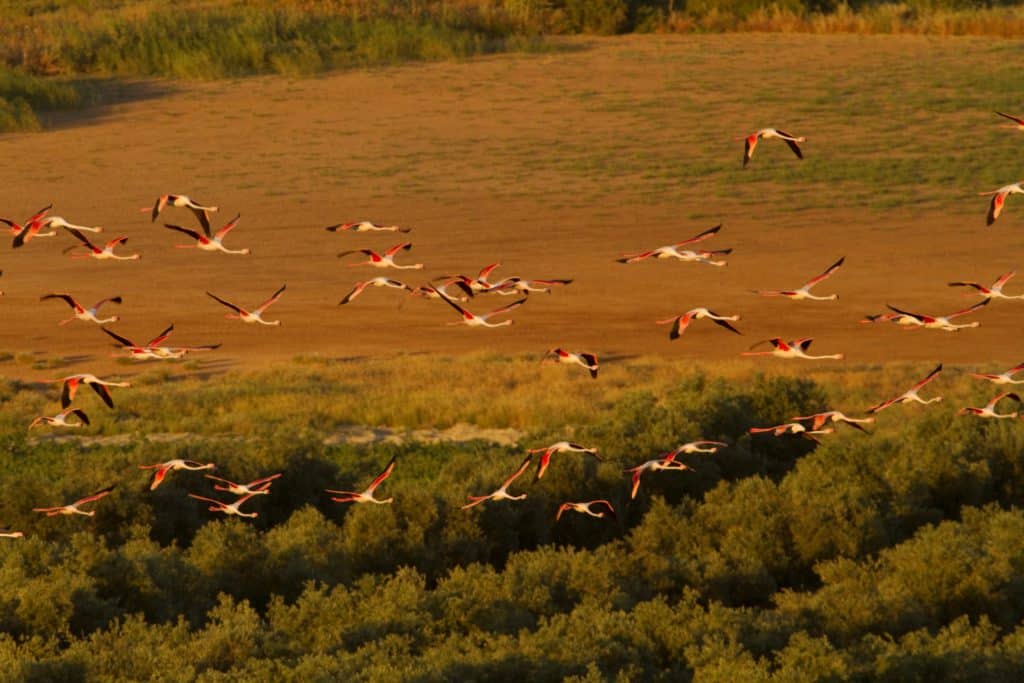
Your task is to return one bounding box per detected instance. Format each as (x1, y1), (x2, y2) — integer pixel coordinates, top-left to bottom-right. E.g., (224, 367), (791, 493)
(3, 1), (1024, 132)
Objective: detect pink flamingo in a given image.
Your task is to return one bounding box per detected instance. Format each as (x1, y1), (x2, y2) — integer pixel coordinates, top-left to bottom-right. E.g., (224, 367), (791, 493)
(338, 242), (423, 270)
(739, 128), (805, 167)
(34, 485), (115, 517)
(206, 285), (286, 325)
(140, 459), (216, 490)
(526, 441), (601, 480)
(741, 337), (843, 360)
(164, 214), (250, 255)
(543, 348), (599, 378)
(754, 257), (844, 300)
(866, 363), (943, 413)
(656, 308), (741, 339)
(326, 457), (396, 504)
(462, 456), (532, 509)
(556, 500), (615, 521)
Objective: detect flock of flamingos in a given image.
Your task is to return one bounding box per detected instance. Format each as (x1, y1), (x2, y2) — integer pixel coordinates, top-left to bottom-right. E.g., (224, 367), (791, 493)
(2, 116), (1024, 540)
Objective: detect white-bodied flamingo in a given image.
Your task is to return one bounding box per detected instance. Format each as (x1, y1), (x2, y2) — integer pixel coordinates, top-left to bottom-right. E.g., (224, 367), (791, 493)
(740, 128), (805, 167)
(326, 457), (396, 504)
(948, 270), (1024, 300)
(980, 183), (1024, 226)
(866, 363), (943, 413)
(885, 299), (989, 331)
(47, 374), (131, 409)
(617, 225), (725, 264)
(436, 290), (526, 328)
(140, 459), (216, 490)
(792, 410), (874, 433)
(749, 422), (833, 443)
(29, 408), (90, 429)
(741, 337), (843, 360)
(958, 392), (1022, 419)
(338, 277), (411, 305)
(527, 441), (601, 480)
(462, 456), (532, 510)
(188, 492), (259, 518)
(205, 473), (282, 496)
(147, 194), (218, 232)
(754, 257), (844, 301)
(41, 293), (121, 325)
(624, 456), (691, 500)
(556, 500), (615, 521)
(63, 228), (140, 260)
(489, 277), (574, 296)
(325, 221), (411, 233)
(338, 242), (423, 269)
(972, 361), (1024, 385)
(164, 213), (250, 255)
(33, 485), (115, 517)
(544, 348), (599, 378)
(206, 285), (286, 325)
(656, 308), (741, 339)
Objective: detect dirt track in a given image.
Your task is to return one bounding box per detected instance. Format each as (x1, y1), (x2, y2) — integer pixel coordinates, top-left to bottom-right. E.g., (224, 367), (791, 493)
(1, 34), (1021, 381)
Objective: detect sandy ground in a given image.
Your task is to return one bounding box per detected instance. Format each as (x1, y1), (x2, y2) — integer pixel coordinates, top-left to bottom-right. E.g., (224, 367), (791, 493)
(1, 34), (1021, 382)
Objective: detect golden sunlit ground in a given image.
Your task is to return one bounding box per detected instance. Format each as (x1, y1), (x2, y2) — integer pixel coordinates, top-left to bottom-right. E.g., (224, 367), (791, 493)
(2, 34), (1022, 381)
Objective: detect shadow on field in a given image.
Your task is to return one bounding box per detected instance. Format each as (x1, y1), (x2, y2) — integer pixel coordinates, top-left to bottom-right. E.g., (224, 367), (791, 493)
(36, 79), (176, 131)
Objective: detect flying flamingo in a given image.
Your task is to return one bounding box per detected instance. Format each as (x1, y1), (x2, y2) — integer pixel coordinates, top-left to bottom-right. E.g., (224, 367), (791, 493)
(754, 257), (845, 300)
(338, 243), (423, 269)
(205, 473), (282, 496)
(326, 457), (396, 504)
(47, 374), (131, 409)
(980, 183), (1024, 226)
(338, 277), (412, 305)
(206, 285), (286, 325)
(958, 392), (1022, 419)
(409, 283), (470, 302)
(140, 459), (216, 490)
(655, 308), (741, 339)
(146, 194), (218, 232)
(100, 324), (176, 359)
(665, 440), (728, 455)
(36, 216), (103, 233)
(33, 485), (115, 517)
(543, 348), (599, 378)
(971, 362), (1024, 385)
(749, 422), (833, 443)
(7, 204), (54, 248)
(526, 441), (601, 480)
(0, 529), (24, 539)
(556, 500), (616, 521)
(164, 214), (250, 255)
(859, 312), (924, 327)
(188, 492), (260, 518)
(792, 410), (875, 433)
(436, 290), (526, 328)
(325, 221), (411, 233)
(63, 228), (140, 260)
(41, 293), (122, 325)
(866, 363), (943, 413)
(462, 456), (532, 509)
(437, 263), (504, 295)
(488, 277), (574, 296)
(885, 299), (989, 331)
(739, 128), (805, 167)
(624, 456), (692, 500)
(948, 270), (1024, 300)
(617, 225), (725, 264)
(29, 408), (90, 429)
(996, 111), (1024, 131)
(741, 337), (843, 360)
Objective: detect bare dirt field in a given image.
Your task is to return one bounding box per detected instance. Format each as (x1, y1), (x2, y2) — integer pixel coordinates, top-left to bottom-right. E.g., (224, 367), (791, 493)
(1, 34), (1022, 380)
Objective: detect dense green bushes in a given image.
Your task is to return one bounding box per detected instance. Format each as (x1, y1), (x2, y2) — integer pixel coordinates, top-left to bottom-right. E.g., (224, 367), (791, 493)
(2, 362), (1024, 676)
